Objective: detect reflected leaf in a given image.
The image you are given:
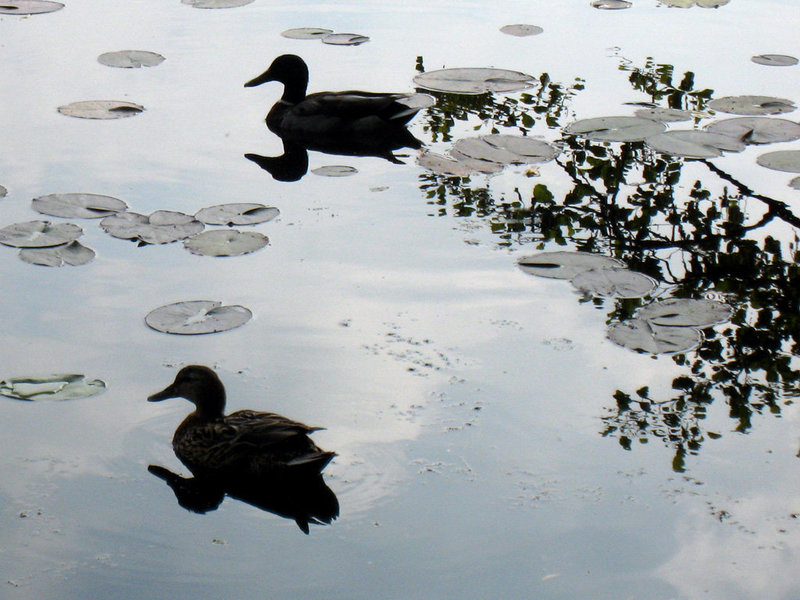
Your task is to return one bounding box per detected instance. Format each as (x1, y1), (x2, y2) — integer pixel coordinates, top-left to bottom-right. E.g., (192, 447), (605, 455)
(58, 100), (145, 120)
(634, 107), (695, 122)
(708, 95), (796, 116)
(0, 0), (63, 14)
(571, 267), (657, 298)
(636, 298), (732, 327)
(19, 241), (95, 267)
(705, 117), (800, 145)
(98, 50), (165, 68)
(499, 24), (543, 36)
(591, 0), (632, 8)
(195, 203), (279, 226)
(321, 33), (370, 46)
(413, 67), (535, 95)
(645, 129), (745, 158)
(0, 374), (105, 402)
(0, 220), (82, 248)
(32, 193), (128, 219)
(281, 27), (334, 39)
(184, 230), (268, 257)
(756, 150), (800, 173)
(751, 54), (798, 67)
(565, 116), (665, 142)
(517, 251), (623, 279)
(608, 319), (703, 354)
(145, 300), (252, 335)
(182, 0), (254, 7)
(311, 165), (358, 177)
(100, 211), (204, 244)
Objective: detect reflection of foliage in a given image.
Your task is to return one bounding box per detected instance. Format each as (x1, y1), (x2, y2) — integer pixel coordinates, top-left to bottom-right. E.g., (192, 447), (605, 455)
(415, 54), (800, 470)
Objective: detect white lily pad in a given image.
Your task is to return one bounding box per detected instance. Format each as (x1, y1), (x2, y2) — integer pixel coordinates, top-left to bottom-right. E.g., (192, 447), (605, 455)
(705, 117), (800, 145)
(321, 33), (370, 46)
(311, 165), (358, 177)
(608, 319), (703, 354)
(708, 95), (795, 116)
(413, 67), (535, 95)
(184, 230), (268, 257)
(0, 1), (64, 15)
(281, 27), (333, 39)
(100, 211), (204, 244)
(417, 151), (474, 176)
(517, 251), (623, 279)
(182, 0), (254, 7)
(1, 374), (106, 401)
(396, 93), (437, 111)
(571, 268), (658, 298)
(98, 50), (165, 68)
(634, 107), (695, 122)
(58, 100), (145, 120)
(451, 135), (559, 167)
(636, 298), (732, 328)
(19, 241), (95, 267)
(756, 150), (800, 173)
(195, 203), (279, 226)
(145, 300), (252, 335)
(500, 24), (544, 37)
(751, 54), (798, 67)
(591, 0), (631, 8)
(645, 130), (745, 158)
(32, 193), (128, 219)
(0, 220), (82, 248)
(566, 116), (666, 142)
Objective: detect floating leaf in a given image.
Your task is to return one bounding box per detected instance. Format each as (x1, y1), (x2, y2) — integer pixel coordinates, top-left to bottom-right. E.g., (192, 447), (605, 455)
(195, 203), (279, 226)
(565, 116), (665, 142)
(645, 130), (745, 158)
(705, 117), (800, 145)
(58, 100), (145, 120)
(708, 95), (795, 116)
(499, 24), (543, 36)
(517, 251), (623, 279)
(451, 135), (559, 167)
(0, 374), (105, 402)
(32, 193), (128, 219)
(98, 50), (165, 68)
(184, 230), (268, 257)
(751, 54), (798, 67)
(100, 211), (204, 244)
(19, 241), (95, 267)
(321, 33), (370, 46)
(636, 298), (732, 328)
(659, 0), (729, 6)
(280, 27), (333, 39)
(0, 220), (82, 248)
(0, 1), (64, 15)
(634, 107), (694, 122)
(756, 150), (800, 173)
(571, 268), (658, 298)
(591, 0), (631, 8)
(608, 319), (703, 354)
(396, 93), (436, 111)
(311, 165), (358, 177)
(145, 300), (252, 335)
(417, 151), (474, 176)
(182, 0), (254, 7)
(413, 67), (535, 95)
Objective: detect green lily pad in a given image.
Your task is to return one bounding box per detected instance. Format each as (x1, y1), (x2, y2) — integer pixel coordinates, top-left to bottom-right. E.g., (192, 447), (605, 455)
(571, 267), (658, 299)
(145, 300), (252, 335)
(565, 116), (666, 142)
(281, 27), (333, 39)
(321, 33), (370, 46)
(636, 298), (732, 327)
(195, 203), (279, 226)
(608, 319), (703, 354)
(751, 54), (798, 67)
(311, 165), (358, 177)
(708, 95), (795, 116)
(413, 67), (535, 95)
(451, 135), (559, 167)
(98, 50), (165, 68)
(58, 100), (145, 120)
(705, 117), (800, 144)
(500, 24), (544, 36)
(645, 130), (745, 158)
(756, 150), (800, 173)
(0, 1), (64, 15)
(0, 374), (105, 401)
(517, 251), (623, 279)
(0, 220), (82, 248)
(100, 211), (204, 245)
(19, 241), (95, 267)
(32, 193), (128, 219)
(634, 107), (695, 122)
(417, 151), (474, 176)
(184, 230), (268, 257)
(182, 0), (254, 7)
(591, 0), (631, 8)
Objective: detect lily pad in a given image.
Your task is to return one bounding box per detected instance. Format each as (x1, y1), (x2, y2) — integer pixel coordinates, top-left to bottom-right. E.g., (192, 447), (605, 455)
(751, 54), (798, 67)
(517, 251), (623, 280)
(790, 177), (800, 190)
(756, 150), (800, 173)
(145, 300), (252, 335)
(708, 95), (796, 116)
(58, 100), (145, 120)
(0, 374), (106, 401)
(195, 203), (279, 226)
(660, 0), (729, 6)
(591, 0), (631, 8)
(0, 185), (7, 197)
(636, 298), (732, 328)
(19, 241), (95, 267)
(634, 107), (694, 122)
(608, 319), (703, 354)
(451, 135), (559, 167)
(645, 130), (745, 158)
(499, 24), (544, 37)
(182, 0), (254, 7)
(100, 211), (204, 245)
(281, 27), (333, 39)
(0, 220), (82, 248)
(32, 193), (128, 219)
(571, 268), (657, 299)
(0, 1), (64, 15)
(413, 67), (535, 95)
(705, 117), (800, 145)
(565, 116), (666, 142)
(184, 230), (268, 257)
(311, 165), (358, 177)
(98, 50), (165, 68)
(321, 33), (370, 46)
(417, 151), (474, 176)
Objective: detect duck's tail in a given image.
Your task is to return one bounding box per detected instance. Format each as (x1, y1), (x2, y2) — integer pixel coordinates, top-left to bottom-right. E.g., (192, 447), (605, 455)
(286, 450), (336, 474)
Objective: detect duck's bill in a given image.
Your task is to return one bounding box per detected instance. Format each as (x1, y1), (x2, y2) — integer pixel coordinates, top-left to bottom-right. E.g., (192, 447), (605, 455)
(148, 384), (176, 402)
(244, 69), (274, 88)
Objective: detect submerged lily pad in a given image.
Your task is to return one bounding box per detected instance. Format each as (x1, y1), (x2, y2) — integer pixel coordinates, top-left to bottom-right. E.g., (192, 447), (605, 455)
(0, 220), (82, 248)
(0, 1), (64, 15)
(321, 33), (370, 46)
(517, 251), (623, 280)
(705, 117), (800, 145)
(756, 150), (800, 173)
(645, 130), (745, 158)
(98, 50), (165, 68)
(571, 268), (658, 299)
(182, 0), (254, 7)
(751, 54), (798, 67)
(58, 100), (145, 120)
(451, 135), (559, 167)
(195, 203), (279, 226)
(499, 24), (544, 36)
(566, 116), (665, 142)
(145, 300), (252, 335)
(634, 107), (695, 122)
(19, 241), (95, 267)
(0, 374), (105, 402)
(32, 193), (128, 219)
(608, 319), (703, 354)
(417, 151), (474, 176)
(100, 211), (204, 245)
(636, 298), (732, 328)
(281, 27), (333, 39)
(184, 230), (268, 257)
(311, 165), (359, 177)
(591, 0), (631, 8)
(413, 67), (535, 95)
(708, 95), (796, 116)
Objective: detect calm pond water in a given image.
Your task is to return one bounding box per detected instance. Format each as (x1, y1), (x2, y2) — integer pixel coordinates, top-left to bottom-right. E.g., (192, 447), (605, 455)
(1, 1), (799, 598)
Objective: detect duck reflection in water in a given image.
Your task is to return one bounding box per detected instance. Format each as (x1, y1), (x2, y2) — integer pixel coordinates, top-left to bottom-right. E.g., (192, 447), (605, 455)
(147, 365), (338, 533)
(244, 54), (432, 181)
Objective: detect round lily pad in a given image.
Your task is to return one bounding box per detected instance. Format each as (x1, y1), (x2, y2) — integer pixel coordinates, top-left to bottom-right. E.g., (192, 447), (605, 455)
(591, 0), (631, 8)
(145, 300), (252, 335)
(608, 319), (703, 354)
(571, 267), (657, 299)
(499, 24), (543, 37)
(751, 54), (798, 67)
(0, 220), (82, 248)
(636, 298), (732, 328)
(565, 116), (665, 142)
(417, 151), (474, 176)
(756, 150), (800, 173)
(451, 135), (559, 166)
(413, 67), (535, 95)
(634, 107), (694, 122)
(0, 374), (105, 402)
(182, 0), (254, 7)
(184, 230), (268, 257)
(98, 50), (165, 68)
(321, 33), (370, 46)
(281, 27), (333, 39)
(32, 193), (128, 219)
(58, 100), (145, 120)
(708, 95), (795, 116)
(195, 203), (279, 226)
(19, 241), (95, 267)
(517, 251), (623, 279)
(705, 117), (800, 145)
(311, 165), (358, 177)
(645, 130), (745, 158)
(0, 1), (64, 15)
(100, 211), (204, 244)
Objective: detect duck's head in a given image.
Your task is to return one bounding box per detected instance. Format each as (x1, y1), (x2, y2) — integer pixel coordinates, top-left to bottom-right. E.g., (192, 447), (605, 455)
(148, 365), (226, 418)
(245, 54), (309, 104)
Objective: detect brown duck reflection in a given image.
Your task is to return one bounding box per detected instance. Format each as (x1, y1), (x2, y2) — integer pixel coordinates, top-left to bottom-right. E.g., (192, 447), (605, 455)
(148, 365), (338, 533)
